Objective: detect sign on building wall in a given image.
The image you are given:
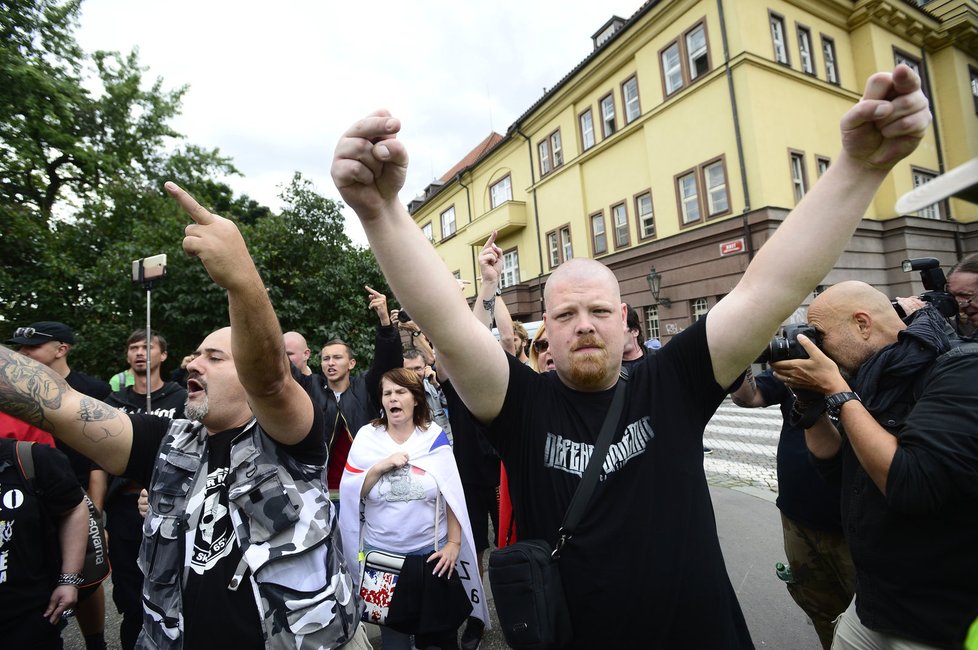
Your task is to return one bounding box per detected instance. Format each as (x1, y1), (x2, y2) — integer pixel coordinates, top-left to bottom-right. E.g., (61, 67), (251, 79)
(719, 238), (745, 256)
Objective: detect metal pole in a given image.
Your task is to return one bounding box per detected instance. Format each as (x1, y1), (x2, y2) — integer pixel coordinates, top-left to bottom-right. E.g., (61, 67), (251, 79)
(146, 289), (152, 413)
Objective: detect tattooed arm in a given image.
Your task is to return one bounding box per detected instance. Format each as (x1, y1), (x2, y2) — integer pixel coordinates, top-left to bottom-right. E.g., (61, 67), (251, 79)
(0, 345), (133, 475)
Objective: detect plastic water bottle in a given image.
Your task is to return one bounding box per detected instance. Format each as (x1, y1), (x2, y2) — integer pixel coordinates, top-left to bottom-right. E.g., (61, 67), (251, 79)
(775, 561), (794, 583)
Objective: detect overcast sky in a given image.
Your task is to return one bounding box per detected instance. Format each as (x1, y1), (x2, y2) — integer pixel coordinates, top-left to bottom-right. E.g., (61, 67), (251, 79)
(75, 0), (642, 245)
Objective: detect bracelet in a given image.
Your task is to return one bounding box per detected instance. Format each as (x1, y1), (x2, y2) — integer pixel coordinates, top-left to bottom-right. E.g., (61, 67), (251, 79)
(411, 331), (423, 338)
(57, 572), (84, 587)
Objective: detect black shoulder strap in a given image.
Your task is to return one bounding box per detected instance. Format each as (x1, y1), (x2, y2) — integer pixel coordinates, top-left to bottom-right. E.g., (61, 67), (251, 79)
(14, 440), (37, 492)
(553, 368), (630, 558)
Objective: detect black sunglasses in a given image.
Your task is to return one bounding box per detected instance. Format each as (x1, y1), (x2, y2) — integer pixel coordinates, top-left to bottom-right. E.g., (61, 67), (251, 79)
(13, 327), (53, 340)
(532, 339), (550, 353)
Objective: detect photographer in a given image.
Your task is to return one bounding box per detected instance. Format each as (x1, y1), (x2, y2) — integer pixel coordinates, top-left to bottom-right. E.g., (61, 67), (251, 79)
(771, 281), (978, 649)
(947, 253), (978, 339)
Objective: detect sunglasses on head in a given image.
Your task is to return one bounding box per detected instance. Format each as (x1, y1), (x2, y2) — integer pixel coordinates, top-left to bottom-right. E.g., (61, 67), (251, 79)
(13, 327), (53, 340)
(532, 339), (549, 353)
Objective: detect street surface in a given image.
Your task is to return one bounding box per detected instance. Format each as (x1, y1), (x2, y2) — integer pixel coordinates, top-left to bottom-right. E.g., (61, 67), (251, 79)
(66, 400), (823, 649)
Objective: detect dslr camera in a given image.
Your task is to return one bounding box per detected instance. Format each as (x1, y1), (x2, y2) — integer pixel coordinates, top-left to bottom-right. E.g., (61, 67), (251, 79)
(891, 258), (958, 319)
(755, 324), (820, 363)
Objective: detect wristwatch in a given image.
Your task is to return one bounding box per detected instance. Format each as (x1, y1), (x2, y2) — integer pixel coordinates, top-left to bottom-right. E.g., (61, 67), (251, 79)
(825, 391), (861, 419)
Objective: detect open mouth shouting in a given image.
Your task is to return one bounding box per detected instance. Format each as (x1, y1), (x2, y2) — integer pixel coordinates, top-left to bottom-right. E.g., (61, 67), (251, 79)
(187, 375), (208, 399)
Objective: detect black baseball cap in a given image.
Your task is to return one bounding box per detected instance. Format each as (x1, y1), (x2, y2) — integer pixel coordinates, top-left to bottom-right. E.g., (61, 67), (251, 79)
(7, 321), (75, 345)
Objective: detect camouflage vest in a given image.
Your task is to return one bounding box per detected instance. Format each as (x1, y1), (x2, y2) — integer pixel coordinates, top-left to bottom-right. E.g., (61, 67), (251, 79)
(136, 418), (361, 649)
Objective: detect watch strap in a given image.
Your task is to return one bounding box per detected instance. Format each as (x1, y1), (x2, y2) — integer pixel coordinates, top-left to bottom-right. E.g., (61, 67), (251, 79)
(825, 391), (860, 417)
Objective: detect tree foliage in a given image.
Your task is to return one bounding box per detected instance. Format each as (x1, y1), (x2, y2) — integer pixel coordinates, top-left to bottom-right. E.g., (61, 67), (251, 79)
(0, 0), (389, 378)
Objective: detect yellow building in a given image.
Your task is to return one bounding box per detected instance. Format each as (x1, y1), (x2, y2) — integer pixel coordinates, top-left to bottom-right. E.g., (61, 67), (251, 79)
(408, 0), (978, 341)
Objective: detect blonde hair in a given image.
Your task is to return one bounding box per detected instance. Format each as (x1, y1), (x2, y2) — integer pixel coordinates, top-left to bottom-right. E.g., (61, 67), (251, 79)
(528, 322), (548, 373)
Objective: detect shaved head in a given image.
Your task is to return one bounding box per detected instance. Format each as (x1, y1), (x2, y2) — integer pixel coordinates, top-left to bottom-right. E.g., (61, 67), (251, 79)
(808, 281), (905, 375)
(545, 259), (621, 308)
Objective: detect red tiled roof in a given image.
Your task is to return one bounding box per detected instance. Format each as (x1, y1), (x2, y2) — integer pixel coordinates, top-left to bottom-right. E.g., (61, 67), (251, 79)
(439, 132), (504, 182)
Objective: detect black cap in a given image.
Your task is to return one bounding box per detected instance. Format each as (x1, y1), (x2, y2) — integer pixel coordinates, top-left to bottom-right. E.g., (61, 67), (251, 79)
(7, 321), (75, 345)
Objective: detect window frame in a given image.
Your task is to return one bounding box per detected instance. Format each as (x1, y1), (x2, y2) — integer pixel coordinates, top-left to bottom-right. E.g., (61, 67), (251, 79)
(599, 93), (617, 139)
(821, 35), (839, 85)
(611, 201), (630, 249)
(910, 166), (945, 220)
(579, 108), (596, 151)
(970, 66), (978, 115)
(589, 211), (608, 256)
(546, 224), (573, 269)
(500, 247), (520, 288)
(538, 138), (552, 177)
(660, 41), (684, 96)
(685, 21), (710, 82)
(546, 231), (561, 269)
(796, 23), (815, 76)
(676, 168), (701, 227)
(692, 298), (709, 322)
(621, 75), (641, 124)
(440, 205), (457, 240)
(421, 221), (433, 243)
(644, 304), (660, 340)
(635, 190), (655, 240)
(815, 155), (831, 178)
(701, 157), (731, 218)
(550, 130), (563, 168)
(659, 19), (711, 97)
(770, 11), (790, 66)
(489, 174), (513, 209)
(788, 149), (808, 204)
(560, 225), (573, 264)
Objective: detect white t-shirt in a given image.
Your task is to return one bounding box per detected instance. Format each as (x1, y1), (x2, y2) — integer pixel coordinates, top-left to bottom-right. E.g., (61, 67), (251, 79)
(362, 428), (447, 552)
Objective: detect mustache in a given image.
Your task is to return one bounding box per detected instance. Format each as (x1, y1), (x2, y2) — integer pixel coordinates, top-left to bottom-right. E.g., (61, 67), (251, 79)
(571, 335), (606, 352)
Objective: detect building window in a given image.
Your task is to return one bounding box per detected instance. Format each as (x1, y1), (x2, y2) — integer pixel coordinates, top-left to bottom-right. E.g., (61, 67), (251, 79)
(797, 25), (815, 75)
(547, 231), (560, 268)
(644, 305), (660, 340)
(579, 108), (595, 151)
(600, 93), (616, 138)
(590, 212), (607, 255)
(622, 76), (641, 124)
(421, 221), (433, 243)
(452, 270), (461, 280)
(703, 159), (729, 216)
(546, 225), (573, 268)
(636, 191), (655, 239)
(911, 168), (943, 219)
(537, 130), (563, 176)
(490, 175), (512, 209)
(612, 202), (630, 248)
(660, 20), (711, 96)
(822, 35), (838, 84)
(661, 42), (683, 95)
(550, 131), (563, 167)
(501, 249), (520, 288)
(538, 139), (551, 176)
(770, 12), (789, 65)
(789, 151), (807, 203)
(815, 156), (831, 178)
(677, 156), (730, 226)
(971, 67), (978, 114)
(692, 298), (709, 322)
(678, 171), (700, 225)
(686, 23), (709, 80)
(440, 206), (456, 239)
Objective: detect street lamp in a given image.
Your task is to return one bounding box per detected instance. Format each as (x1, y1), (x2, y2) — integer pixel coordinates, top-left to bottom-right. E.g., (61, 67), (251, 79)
(646, 266), (672, 308)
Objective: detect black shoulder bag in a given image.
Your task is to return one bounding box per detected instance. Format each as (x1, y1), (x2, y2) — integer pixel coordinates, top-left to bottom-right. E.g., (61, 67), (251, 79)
(488, 369), (629, 649)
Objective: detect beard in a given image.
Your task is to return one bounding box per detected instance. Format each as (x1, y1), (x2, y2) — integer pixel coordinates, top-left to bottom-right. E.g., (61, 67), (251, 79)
(566, 335), (611, 389)
(184, 394), (208, 422)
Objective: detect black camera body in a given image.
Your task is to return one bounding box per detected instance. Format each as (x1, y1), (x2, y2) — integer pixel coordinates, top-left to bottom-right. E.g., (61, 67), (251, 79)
(397, 310), (412, 323)
(892, 258), (958, 319)
(755, 324), (820, 364)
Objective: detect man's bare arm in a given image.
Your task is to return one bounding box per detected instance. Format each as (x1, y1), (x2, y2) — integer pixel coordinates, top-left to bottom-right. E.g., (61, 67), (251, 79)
(473, 232), (517, 355)
(331, 112), (509, 423)
(166, 182), (312, 444)
(0, 346), (132, 475)
(706, 66), (931, 387)
(729, 369), (766, 408)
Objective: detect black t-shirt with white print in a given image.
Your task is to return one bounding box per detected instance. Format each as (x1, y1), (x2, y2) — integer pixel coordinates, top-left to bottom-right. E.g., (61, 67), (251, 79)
(125, 405), (325, 649)
(485, 317), (752, 649)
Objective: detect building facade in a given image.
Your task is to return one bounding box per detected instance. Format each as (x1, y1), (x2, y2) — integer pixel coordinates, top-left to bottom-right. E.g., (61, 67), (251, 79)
(408, 0), (978, 342)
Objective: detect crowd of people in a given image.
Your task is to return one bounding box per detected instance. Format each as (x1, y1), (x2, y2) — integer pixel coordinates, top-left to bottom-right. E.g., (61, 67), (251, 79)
(0, 63), (975, 650)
